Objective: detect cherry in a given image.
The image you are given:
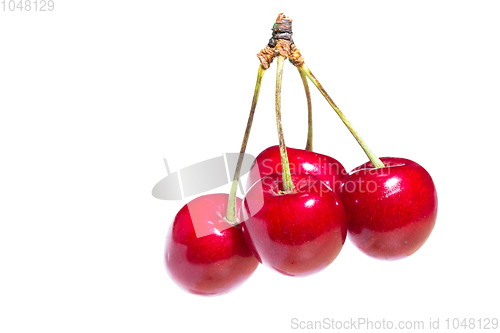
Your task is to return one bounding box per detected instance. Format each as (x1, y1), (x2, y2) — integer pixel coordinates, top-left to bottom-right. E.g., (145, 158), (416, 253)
(241, 40), (347, 277)
(341, 158), (437, 260)
(163, 45), (271, 295)
(246, 145), (347, 194)
(241, 173), (347, 276)
(164, 59), (268, 296)
(295, 61), (438, 260)
(165, 194), (259, 295)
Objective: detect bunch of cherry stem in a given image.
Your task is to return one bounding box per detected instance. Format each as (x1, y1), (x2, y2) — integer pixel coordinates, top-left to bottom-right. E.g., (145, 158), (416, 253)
(225, 14), (385, 225)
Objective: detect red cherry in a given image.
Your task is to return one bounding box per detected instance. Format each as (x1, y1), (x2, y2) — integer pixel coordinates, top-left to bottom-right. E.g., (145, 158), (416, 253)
(246, 145), (347, 193)
(165, 194), (259, 296)
(340, 157), (438, 260)
(241, 173), (347, 277)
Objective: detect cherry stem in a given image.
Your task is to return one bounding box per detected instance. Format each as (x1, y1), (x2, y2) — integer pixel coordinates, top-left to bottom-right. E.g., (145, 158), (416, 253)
(226, 65), (267, 224)
(298, 64), (385, 168)
(276, 56), (295, 192)
(298, 67), (313, 151)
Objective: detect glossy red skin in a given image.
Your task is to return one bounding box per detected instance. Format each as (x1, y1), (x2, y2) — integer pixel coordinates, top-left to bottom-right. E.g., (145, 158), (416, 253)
(246, 145), (347, 194)
(241, 173), (347, 277)
(165, 194), (259, 296)
(340, 157), (438, 260)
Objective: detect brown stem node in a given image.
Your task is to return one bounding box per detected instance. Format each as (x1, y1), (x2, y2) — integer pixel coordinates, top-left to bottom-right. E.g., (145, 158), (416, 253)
(289, 44), (304, 68)
(257, 46), (275, 70)
(256, 14), (295, 69)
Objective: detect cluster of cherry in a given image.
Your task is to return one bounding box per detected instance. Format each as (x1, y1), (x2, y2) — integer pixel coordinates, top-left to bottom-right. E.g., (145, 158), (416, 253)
(163, 14), (437, 296)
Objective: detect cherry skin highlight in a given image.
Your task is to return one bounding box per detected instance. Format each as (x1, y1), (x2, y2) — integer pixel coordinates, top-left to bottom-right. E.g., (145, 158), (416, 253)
(241, 173), (347, 277)
(165, 193), (259, 296)
(246, 145), (347, 194)
(340, 157), (438, 260)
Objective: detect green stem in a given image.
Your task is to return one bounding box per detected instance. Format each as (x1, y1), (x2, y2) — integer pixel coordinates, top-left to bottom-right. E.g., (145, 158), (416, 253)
(276, 56), (295, 192)
(298, 64), (385, 168)
(298, 67), (313, 151)
(226, 65), (266, 224)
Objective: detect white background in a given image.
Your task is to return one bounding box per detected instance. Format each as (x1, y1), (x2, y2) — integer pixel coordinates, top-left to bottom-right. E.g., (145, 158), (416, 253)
(1, 1), (499, 332)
